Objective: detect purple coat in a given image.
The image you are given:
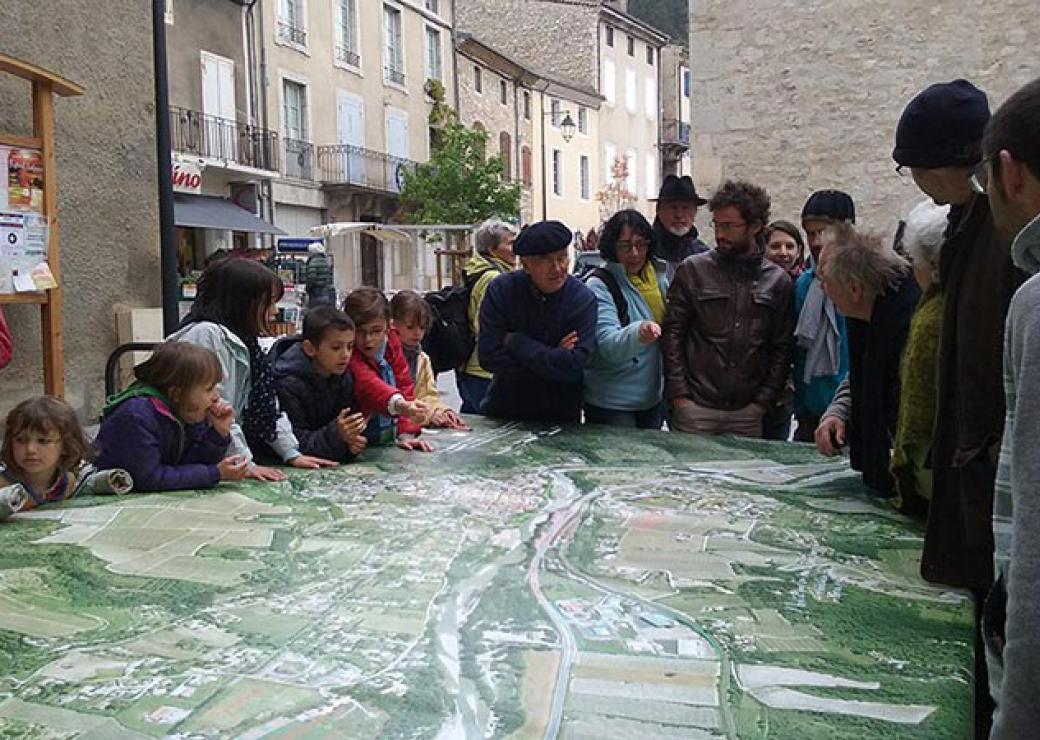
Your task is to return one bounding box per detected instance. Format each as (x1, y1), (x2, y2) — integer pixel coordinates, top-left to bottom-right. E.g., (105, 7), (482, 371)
(95, 397), (230, 491)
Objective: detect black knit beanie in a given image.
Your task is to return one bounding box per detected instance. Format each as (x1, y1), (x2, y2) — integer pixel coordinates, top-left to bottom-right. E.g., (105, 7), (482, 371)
(893, 80), (990, 169)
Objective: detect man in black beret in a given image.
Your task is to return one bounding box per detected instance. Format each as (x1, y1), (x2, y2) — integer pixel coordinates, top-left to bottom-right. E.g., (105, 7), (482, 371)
(650, 174), (710, 280)
(893, 79), (1023, 740)
(477, 220), (598, 423)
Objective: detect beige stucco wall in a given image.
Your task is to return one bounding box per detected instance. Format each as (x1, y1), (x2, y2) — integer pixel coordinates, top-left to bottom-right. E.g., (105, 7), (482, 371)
(0, 1), (159, 419)
(689, 0), (1039, 237)
(598, 20), (661, 215)
(536, 92), (600, 235)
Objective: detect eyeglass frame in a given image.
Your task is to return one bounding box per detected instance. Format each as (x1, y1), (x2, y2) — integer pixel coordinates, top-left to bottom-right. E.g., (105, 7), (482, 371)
(969, 152), (998, 195)
(711, 220), (748, 234)
(615, 238), (649, 255)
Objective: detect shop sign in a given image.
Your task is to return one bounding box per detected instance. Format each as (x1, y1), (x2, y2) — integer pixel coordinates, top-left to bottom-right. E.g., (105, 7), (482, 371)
(172, 162), (202, 194)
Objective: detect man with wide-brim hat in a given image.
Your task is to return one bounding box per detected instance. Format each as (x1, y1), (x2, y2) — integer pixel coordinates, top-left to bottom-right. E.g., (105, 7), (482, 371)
(477, 220), (597, 423)
(650, 174), (710, 280)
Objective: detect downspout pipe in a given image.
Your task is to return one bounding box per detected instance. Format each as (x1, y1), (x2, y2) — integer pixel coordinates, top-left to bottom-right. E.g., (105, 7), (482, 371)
(153, 0), (179, 334)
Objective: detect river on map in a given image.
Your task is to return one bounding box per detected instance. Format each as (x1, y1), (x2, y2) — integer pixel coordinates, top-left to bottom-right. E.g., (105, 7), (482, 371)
(433, 471), (580, 740)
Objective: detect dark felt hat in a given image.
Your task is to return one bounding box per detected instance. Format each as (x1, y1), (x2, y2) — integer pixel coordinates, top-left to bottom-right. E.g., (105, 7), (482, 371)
(802, 190), (856, 224)
(893, 79), (990, 168)
(513, 220), (573, 256)
(651, 174), (708, 205)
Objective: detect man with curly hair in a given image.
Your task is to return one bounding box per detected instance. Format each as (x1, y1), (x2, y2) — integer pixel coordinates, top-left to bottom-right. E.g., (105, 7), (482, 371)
(661, 180), (795, 436)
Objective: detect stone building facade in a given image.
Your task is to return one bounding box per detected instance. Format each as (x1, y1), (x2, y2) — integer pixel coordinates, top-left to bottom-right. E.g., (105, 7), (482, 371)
(688, 0), (1039, 236)
(0, 1), (159, 418)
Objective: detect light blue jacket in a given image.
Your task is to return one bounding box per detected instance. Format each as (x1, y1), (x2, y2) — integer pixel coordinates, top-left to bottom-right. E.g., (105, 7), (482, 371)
(583, 260), (669, 411)
(168, 321), (300, 464)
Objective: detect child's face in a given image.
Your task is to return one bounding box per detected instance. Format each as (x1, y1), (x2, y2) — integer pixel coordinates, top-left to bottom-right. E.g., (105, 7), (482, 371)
(304, 328), (355, 377)
(173, 382), (220, 424)
(393, 317), (426, 348)
(356, 319), (388, 360)
(11, 425), (62, 479)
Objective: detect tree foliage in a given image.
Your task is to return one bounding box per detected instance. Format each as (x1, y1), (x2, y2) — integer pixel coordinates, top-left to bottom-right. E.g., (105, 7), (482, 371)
(627, 0), (688, 47)
(399, 122), (521, 225)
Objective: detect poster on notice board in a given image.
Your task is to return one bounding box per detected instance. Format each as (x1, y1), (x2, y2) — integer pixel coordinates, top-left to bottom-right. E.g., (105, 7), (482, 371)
(0, 145), (51, 294)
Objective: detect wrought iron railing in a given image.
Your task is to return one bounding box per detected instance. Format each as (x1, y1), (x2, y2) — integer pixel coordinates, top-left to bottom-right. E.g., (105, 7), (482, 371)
(316, 144), (416, 193)
(169, 106), (280, 171)
(284, 138), (314, 180)
(385, 66), (406, 86)
(335, 44), (360, 67)
(277, 19), (307, 46)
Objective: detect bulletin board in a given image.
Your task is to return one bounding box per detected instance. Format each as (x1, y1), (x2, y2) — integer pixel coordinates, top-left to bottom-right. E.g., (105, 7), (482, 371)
(0, 53), (83, 396)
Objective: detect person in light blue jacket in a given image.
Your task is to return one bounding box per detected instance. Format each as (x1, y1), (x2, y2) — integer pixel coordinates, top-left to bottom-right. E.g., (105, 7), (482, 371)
(583, 210), (670, 429)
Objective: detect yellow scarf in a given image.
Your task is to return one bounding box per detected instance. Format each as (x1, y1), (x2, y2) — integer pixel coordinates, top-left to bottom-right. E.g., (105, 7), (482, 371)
(628, 262), (665, 323)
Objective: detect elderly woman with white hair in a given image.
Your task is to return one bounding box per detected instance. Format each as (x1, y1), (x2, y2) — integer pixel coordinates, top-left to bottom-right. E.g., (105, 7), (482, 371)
(813, 223), (921, 495)
(457, 218), (517, 413)
(887, 201), (950, 515)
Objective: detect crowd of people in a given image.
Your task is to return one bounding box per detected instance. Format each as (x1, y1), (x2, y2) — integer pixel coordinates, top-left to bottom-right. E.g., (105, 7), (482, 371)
(0, 76), (1037, 738)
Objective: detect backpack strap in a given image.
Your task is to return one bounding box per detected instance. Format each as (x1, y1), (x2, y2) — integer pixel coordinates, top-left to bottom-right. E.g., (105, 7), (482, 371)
(587, 267), (630, 327)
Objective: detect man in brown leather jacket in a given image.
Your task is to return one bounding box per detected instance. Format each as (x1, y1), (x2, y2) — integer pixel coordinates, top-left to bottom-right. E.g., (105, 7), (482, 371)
(662, 181), (795, 436)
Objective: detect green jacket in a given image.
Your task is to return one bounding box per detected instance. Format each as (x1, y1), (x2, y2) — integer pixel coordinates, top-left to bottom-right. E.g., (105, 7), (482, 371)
(463, 253), (513, 379)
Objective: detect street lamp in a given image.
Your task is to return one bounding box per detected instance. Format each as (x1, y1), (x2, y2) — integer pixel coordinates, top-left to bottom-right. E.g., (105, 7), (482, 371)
(541, 106), (577, 219)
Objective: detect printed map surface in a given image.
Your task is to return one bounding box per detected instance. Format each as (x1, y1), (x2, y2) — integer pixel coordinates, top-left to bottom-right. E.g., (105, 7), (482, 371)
(0, 420), (972, 739)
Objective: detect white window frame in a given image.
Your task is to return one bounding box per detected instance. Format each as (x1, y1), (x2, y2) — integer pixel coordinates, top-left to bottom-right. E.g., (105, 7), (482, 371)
(473, 65), (483, 95)
(577, 107), (588, 136)
(277, 0), (310, 54)
(280, 72), (312, 142)
(550, 98), (561, 127)
(424, 0), (440, 13)
(603, 59), (616, 108)
(552, 148), (563, 197)
(625, 148), (637, 194)
(523, 90), (531, 120)
(333, 0), (361, 72)
(645, 152), (657, 199)
(382, 2), (406, 90)
(603, 141), (616, 185)
(645, 76), (656, 120)
(579, 154), (591, 200)
(424, 24), (443, 82)
(164, 0), (174, 24)
(499, 79), (508, 106)
(625, 68), (636, 113)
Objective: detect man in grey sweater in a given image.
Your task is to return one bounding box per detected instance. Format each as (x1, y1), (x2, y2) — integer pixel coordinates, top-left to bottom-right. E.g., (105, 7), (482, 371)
(978, 76), (1040, 740)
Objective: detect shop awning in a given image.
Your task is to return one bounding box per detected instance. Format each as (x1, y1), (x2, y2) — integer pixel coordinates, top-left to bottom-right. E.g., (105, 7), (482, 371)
(174, 194), (286, 235)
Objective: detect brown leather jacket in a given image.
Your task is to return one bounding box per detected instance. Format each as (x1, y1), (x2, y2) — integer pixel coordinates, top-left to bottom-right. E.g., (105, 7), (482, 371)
(662, 249), (795, 411)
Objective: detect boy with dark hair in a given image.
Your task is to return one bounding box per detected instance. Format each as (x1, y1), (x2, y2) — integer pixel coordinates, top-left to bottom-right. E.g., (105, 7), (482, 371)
(661, 180), (794, 437)
(270, 305), (368, 462)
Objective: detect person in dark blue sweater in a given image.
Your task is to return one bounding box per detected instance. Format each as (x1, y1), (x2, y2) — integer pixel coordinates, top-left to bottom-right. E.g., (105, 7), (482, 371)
(478, 220), (598, 423)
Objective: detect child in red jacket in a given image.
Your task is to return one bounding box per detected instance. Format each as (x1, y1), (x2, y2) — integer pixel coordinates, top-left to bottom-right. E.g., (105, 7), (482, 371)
(342, 288), (432, 452)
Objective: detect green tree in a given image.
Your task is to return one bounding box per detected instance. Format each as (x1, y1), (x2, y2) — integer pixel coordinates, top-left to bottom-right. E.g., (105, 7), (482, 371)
(627, 0), (688, 47)
(399, 122), (521, 224)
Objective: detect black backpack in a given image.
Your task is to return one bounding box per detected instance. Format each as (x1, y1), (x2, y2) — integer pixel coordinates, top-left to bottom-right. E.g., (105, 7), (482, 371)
(423, 265), (502, 374)
(583, 267), (630, 326)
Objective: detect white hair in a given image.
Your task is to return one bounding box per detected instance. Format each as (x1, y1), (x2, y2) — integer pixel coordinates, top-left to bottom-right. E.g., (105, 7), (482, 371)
(473, 219), (517, 255)
(902, 200), (950, 272)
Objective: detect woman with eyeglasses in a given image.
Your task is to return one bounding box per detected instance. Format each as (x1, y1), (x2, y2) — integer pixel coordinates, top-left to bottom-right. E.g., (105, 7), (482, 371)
(582, 209), (670, 429)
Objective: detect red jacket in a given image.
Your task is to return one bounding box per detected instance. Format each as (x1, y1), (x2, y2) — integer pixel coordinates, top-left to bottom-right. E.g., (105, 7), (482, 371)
(348, 330), (421, 436)
(0, 308), (10, 370)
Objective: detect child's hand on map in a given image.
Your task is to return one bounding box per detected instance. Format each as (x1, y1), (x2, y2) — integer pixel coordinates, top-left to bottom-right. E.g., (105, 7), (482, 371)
(337, 409), (367, 442)
(431, 408), (469, 430)
(396, 436), (434, 452)
(218, 455), (249, 481)
(248, 464), (287, 482)
(207, 399), (235, 437)
(398, 399), (429, 424)
(347, 433), (368, 456)
(290, 455), (340, 469)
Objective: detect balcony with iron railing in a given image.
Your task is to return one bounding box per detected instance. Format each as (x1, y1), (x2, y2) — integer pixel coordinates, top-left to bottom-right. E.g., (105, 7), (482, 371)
(277, 19), (307, 46)
(284, 138), (314, 180)
(660, 118), (691, 150)
(335, 44), (360, 68)
(316, 144), (417, 194)
(384, 66), (406, 86)
(169, 106), (280, 172)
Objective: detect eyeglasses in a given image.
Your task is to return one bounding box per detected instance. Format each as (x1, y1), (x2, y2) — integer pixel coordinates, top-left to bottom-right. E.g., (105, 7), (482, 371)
(616, 239), (648, 254)
(711, 221), (747, 233)
(969, 153), (997, 195)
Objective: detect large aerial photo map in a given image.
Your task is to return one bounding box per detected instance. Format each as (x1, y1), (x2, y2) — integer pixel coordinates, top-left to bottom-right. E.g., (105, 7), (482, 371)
(0, 420), (972, 739)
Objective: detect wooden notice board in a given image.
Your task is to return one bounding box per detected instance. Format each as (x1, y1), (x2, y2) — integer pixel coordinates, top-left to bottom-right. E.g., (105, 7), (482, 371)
(0, 54), (83, 396)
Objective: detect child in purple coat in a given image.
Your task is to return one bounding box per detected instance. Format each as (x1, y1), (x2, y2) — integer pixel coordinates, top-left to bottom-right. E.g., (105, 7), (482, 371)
(96, 342), (249, 491)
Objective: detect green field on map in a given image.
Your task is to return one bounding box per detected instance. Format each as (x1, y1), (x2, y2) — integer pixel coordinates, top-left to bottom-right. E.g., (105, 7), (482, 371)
(0, 420), (972, 739)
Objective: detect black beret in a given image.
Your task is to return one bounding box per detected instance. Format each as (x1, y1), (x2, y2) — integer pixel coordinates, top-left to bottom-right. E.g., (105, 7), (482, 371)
(513, 220), (573, 256)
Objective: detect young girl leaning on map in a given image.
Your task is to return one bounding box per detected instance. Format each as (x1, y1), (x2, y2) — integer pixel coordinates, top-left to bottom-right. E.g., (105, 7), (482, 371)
(0, 396), (132, 520)
(94, 341), (250, 492)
